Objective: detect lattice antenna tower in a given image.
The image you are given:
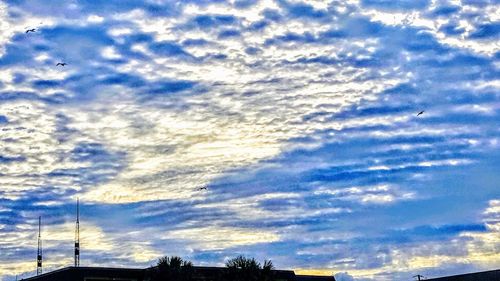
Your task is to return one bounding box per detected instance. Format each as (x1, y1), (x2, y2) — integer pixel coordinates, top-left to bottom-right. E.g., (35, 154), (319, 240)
(75, 198), (80, 267)
(413, 274), (425, 281)
(36, 216), (42, 275)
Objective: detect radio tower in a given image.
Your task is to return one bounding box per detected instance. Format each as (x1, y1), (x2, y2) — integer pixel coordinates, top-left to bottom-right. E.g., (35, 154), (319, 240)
(413, 274), (425, 280)
(36, 216), (42, 275)
(74, 198), (80, 267)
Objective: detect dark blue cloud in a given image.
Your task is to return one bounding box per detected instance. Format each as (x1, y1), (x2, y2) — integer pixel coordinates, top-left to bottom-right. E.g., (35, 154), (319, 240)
(187, 14), (239, 29)
(302, 163), (425, 185)
(208, 53), (228, 60)
(345, 56), (383, 68)
(319, 28), (347, 39)
(150, 41), (193, 58)
(244, 47), (262, 55)
(264, 31), (317, 45)
(218, 29), (241, 39)
(115, 33), (155, 60)
(99, 73), (145, 87)
(0, 39), (35, 67)
(129, 200), (234, 229)
(146, 80), (197, 95)
(398, 30), (447, 53)
(53, 113), (78, 144)
(262, 8), (283, 22)
(423, 53), (490, 68)
(71, 142), (119, 162)
(32, 79), (62, 89)
(288, 51), (390, 68)
(43, 24), (114, 46)
(279, 1), (330, 20)
(5, 0), (179, 18)
(247, 20), (269, 31)
(2, 24), (124, 72)
(468, 22), (500, 39)
(332, 105), (413, 119)
(430, 5), (461, 17)
(143, 3), (179, 17)
(400, 224), (488, 237)
(286, 55), (337, 66)
(461, 0), (495, 7)
(79, 0), (175, 16)
(440, 23), (466, 36)
(361, 0), (430, 10)
(0, 90), (68, 104)
(264, 16), (446, 54)
(42, 142), (128, 189)
(345, 18), (391, 37)
(0, 155), (25, 163)
(12, 73), (26, 84)
(182, 38), (210, 47)
(234, 0), (257, 9)
(182, 0), (227, 5)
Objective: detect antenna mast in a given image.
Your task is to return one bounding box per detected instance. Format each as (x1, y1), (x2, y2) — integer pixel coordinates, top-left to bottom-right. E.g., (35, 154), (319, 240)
(413, 274), (425, 281)
(36, 216), (42, 275)
(74, 198), (80, 267)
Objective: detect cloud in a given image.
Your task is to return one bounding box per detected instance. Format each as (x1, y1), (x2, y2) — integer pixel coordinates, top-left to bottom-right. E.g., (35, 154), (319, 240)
(278, 1), (330, 21)
(184, 14), (240, 30)
(149, 41), (194, 58)
(218, 29), (241, 39)
(468, 22), (500, 39)
(166, 225), (280, 250)
(361, 0), (430, 11)
(335, 272), (355, 281)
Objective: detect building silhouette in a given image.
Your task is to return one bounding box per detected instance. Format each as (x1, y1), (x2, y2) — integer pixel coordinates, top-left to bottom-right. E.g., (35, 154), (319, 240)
(21, 266), (335, 281)
(425, 269), (500, 281)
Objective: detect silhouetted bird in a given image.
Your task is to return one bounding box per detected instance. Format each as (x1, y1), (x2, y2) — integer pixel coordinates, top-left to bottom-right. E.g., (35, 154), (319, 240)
(197, 187), (207, 191)
(25, 28), (36, 33)
(56, 62), (67, 66)
(416, 111), (424, 116)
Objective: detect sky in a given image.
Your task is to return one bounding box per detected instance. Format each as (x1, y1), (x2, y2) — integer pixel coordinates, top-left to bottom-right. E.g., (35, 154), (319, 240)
(0, 0), (498, 280)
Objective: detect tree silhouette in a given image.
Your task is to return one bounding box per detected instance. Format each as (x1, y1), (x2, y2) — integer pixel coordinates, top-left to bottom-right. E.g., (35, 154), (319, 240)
(147, 255), (278, 281)
(261, 260), (275, 281)
(224, 256), (276, 281)
(150, 256), (194, 281)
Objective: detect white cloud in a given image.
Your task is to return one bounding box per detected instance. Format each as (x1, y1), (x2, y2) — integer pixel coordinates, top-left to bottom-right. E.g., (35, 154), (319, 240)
(166, 225), (280, 250)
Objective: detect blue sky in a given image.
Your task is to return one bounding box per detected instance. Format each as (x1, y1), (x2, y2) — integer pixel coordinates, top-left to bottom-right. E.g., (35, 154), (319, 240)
(0, 1), (499, 280)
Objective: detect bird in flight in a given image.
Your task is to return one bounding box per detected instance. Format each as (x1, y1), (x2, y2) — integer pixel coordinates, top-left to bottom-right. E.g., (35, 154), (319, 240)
(197, 187), (208, 191)
(416, 111), (424, 116)
(25, 28), (36, 33)
(56, 62), (67, 66)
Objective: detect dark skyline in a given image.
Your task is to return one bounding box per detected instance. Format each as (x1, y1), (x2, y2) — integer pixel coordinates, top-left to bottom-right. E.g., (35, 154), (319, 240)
(0, 1), (499, 281)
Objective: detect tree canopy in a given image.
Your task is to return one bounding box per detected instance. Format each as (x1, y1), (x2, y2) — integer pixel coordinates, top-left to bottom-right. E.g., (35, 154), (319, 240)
(149, 255), (277, 281)
(150, 256), (194, 281)
(224, 255), (275, 281)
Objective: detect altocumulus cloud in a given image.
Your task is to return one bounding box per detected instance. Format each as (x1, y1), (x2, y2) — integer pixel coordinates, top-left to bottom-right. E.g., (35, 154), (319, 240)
(0, 0), (499, 281)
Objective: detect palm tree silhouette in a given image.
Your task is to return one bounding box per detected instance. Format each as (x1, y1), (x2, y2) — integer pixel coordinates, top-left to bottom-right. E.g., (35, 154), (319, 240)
(148, 255), (277, 281)
(224, 256), (275, 281)
(261, 260), (275, 281)
(150, 256), (194, 281)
